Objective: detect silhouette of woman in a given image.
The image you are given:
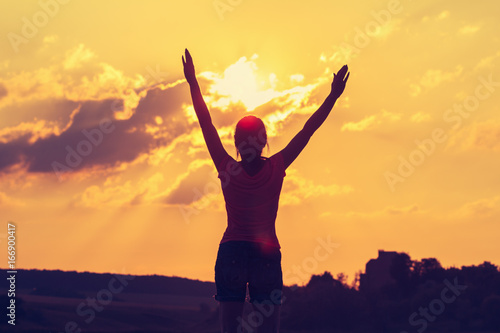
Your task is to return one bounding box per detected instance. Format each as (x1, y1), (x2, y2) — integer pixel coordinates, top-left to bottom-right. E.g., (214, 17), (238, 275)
(182, 49), (349, 333)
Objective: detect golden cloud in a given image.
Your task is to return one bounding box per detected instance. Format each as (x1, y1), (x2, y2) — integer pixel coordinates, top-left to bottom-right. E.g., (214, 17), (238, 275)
(341, 109), (401, 132)
(410, 66), (463, 96)
(346, 204), (421, 218)
(457, 196), (500, 218)
(410, 111), (432, 123)
(446, 119), (500, 152)
(0, 191), (25, 207)
(280, 168), (353, 206)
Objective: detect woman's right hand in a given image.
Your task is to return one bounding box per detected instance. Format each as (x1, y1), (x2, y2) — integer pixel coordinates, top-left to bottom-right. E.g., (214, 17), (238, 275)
(182, 48), (196, 84)
(331, 65), (350, 98)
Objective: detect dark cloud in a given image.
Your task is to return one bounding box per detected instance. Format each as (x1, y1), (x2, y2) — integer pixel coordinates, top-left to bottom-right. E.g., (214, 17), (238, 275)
(0, 135), (29, 171)
(163, 163), (219, 205)
(0, 83), (7, 100)
(210, 103), (246, 130)
(0, 99), (79, 128)
(0, 83), (194, 175)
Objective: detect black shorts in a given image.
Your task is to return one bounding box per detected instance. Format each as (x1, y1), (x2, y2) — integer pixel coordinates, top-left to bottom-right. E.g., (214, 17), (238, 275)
(214, 241), (283, 305)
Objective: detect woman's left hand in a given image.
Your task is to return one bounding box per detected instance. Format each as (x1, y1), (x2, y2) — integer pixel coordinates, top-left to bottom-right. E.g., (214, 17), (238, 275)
(331, 65), (349, 98)
(182, 48), (196, 84)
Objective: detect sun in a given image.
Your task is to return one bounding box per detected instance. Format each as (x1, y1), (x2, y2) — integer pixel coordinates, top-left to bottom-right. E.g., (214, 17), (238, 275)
(204, 55), (279, 112)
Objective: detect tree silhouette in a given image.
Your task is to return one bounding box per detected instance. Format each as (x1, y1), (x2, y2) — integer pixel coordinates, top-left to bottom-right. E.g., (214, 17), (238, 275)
(389, 252), (412, 296)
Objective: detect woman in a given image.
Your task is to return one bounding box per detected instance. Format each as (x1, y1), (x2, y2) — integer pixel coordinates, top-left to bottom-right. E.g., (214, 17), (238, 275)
(182, 49), (349, 333)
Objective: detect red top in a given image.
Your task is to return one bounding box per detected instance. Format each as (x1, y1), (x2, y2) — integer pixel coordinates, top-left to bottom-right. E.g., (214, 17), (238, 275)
(217, 153), (286, 249)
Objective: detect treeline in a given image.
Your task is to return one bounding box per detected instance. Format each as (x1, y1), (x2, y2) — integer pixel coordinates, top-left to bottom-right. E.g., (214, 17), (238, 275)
(1, 256), (499, 332)
(280, 254), (500, 332)
(0, 268), (215, 297)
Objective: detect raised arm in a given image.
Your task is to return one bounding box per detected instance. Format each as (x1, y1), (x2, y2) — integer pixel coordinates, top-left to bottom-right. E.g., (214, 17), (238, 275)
(279, 65), (349, 169)
(182, 49), (228, 170)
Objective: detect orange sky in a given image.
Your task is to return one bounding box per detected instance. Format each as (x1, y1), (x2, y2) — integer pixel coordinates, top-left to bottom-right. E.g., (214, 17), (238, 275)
(1, 0), (499, 285)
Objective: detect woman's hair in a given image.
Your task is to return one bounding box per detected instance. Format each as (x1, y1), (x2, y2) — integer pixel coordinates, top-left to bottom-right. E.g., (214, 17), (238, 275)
(234, 115), (268, 160)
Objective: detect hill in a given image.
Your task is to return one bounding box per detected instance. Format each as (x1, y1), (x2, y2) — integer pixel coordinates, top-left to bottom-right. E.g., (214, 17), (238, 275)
(0, 269), (219, 332)
(2, 251), (500, 332)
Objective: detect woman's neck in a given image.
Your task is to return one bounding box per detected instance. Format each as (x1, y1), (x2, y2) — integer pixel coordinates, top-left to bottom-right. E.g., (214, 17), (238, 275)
(240, 156), (266, 176)
(240, 155), (265, 164)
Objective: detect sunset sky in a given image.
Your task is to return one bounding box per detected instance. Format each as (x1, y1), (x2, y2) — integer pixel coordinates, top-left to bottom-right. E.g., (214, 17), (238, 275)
(1, 0), (499, 285)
